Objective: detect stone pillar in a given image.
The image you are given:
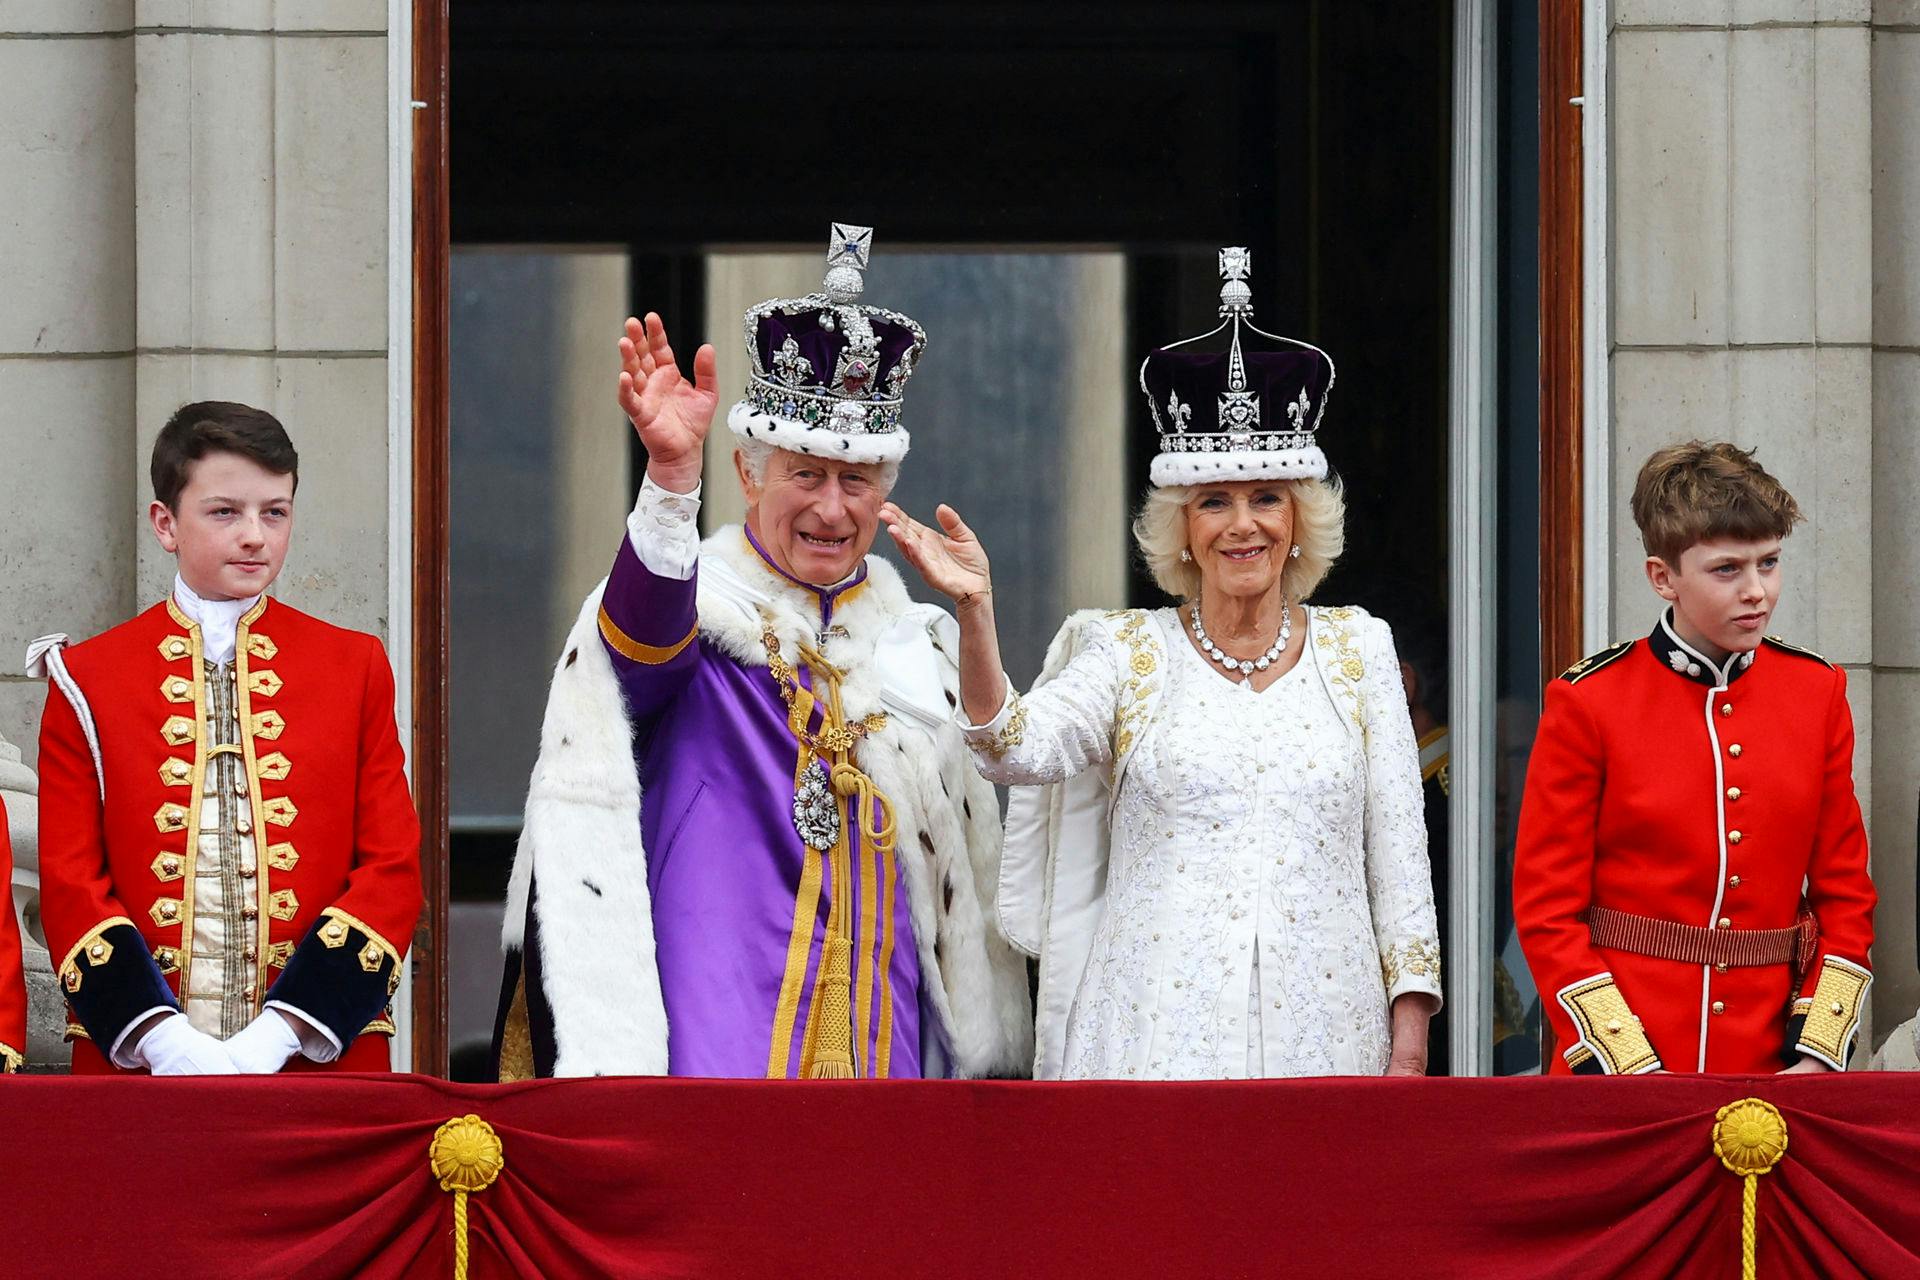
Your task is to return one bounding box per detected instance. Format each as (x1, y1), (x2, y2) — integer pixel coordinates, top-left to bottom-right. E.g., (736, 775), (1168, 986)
(0, 3), (398, 1066)
(1868, 0), (1920, 1044)
(1607, 0), (1916, 1053)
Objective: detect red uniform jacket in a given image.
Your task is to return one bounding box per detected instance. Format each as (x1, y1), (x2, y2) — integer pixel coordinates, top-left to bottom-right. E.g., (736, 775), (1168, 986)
(38, 596), (422, 1073)
(1, 796), (25, 1071)
(1514, 613), (1875, 1075)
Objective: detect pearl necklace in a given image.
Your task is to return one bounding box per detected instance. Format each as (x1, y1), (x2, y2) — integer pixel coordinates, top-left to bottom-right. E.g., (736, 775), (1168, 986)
(1189, 601), (1290, 682)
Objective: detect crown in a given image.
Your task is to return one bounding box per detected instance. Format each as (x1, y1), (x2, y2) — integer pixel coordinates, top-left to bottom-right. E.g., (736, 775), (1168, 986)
(727, 223), (927, 465)
(1138, 247), (1336, 487)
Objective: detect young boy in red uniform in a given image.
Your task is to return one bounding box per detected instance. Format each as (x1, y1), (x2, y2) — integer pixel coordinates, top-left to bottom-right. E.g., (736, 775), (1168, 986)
(32, 402), (422, 1074)
(1515, 441), (1875, 1075)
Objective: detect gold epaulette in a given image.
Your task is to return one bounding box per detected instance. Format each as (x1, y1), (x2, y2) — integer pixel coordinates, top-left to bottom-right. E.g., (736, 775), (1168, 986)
(1559, 640), (1634, 685)
(1762, 635), (1833, 669)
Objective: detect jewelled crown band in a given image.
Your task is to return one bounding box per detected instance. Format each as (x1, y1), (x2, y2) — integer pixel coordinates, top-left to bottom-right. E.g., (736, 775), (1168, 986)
(1139, 247), (1337, 488)
(727, 222), (927, 466)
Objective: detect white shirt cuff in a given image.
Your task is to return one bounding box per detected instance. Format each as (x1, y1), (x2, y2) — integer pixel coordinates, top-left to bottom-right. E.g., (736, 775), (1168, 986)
(111, 1005), (183, 1069)
(265, 1000), (344, 1063)
(626, 473), (702, 581)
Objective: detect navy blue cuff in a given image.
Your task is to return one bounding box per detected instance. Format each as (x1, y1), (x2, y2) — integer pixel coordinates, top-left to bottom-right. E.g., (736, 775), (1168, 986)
(264, 910), (401, 1049)
(59, 919), (177, 1049)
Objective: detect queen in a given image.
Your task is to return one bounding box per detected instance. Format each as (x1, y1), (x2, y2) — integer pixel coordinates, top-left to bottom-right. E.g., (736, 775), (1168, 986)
(885, 249), (1443, 1079)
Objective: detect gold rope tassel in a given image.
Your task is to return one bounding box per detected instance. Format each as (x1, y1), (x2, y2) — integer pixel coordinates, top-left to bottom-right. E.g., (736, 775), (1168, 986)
(430, 1114), (505, 1280)
(807, 935), (858, 1078)
(1712, 1098), (1788, 1280)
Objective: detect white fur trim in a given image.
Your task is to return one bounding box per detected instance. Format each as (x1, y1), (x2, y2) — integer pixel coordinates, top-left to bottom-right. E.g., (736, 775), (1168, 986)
(505, 526), (1032, 1078)
(502, 582), (669, 1076)
(1149, 446), (1327, 487)
(727, 399), (911, 465)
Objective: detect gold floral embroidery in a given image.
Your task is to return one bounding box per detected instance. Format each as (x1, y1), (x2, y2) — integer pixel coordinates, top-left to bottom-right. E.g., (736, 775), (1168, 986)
(1107, 610), (1161, 763)
(975, 693), (1030, 760)
(1314, 607), (1367, 731)
(1381, 938), (1442, 989)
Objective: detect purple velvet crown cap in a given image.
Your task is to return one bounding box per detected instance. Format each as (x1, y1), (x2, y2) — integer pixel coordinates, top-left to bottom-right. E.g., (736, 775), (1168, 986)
(752, 308), (919, 399)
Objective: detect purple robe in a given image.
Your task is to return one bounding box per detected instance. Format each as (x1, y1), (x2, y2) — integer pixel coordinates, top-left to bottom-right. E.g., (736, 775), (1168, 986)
(598, 528), (923, 1078)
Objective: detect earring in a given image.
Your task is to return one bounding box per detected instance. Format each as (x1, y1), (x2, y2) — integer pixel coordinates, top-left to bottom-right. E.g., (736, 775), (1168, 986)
(1289, 544), (1301, 559)
(1180, 548), (1193, 563)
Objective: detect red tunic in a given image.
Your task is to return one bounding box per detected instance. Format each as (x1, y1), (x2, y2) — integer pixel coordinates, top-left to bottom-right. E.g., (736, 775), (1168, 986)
(37, 596), (422, 1073)
(1, 797), (25, 1071)
(1514, 615), (1875, 1075)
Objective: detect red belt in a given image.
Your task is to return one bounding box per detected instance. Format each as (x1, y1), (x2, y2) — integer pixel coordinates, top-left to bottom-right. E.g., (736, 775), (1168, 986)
(1586, 905), (1819, 978)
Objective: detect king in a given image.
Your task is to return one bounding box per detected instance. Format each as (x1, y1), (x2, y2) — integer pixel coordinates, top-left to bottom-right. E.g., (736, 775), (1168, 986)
(492, 225), (1032, 1079)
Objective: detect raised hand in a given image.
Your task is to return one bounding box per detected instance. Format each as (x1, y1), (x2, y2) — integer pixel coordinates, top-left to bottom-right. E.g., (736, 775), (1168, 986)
(882, 502), (992, 604)
(618, 313), (719, 493)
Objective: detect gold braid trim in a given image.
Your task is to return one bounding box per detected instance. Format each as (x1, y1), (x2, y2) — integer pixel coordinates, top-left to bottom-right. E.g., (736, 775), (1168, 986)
(1556, 973), (1661, 1075)
(598, 607), (698, 665)
(0, 1042), (22, 1073)
(1795, 955), (1871, 1070)
(316, 906), (404, 970)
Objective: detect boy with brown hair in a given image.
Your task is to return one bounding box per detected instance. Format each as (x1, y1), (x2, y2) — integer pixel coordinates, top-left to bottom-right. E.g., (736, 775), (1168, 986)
(1513, 440), (1875, 1075)
(30, 401), (422, 1074)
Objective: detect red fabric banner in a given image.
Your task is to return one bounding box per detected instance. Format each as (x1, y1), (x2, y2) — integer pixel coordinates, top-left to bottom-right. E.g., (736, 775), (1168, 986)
(2, 1073), (1917, 1279)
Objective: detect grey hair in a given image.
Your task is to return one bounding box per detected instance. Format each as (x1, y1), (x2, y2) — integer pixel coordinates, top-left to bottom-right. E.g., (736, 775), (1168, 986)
(734, 439), (900, 493)
(1131, 476), (1346, 603)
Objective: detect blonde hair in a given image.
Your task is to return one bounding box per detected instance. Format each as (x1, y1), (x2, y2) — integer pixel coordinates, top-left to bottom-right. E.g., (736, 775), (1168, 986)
(1132, 477), (1346, 603)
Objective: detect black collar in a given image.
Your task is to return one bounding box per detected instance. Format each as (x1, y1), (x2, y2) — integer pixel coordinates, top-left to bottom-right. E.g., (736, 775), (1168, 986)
(1647, 608), (1757, 688)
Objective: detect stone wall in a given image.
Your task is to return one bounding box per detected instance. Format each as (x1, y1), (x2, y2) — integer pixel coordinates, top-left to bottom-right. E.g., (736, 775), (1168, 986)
(1606, 0), (1920, 1048)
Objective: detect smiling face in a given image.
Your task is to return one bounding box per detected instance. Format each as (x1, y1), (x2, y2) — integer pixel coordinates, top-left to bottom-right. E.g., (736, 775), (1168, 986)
(149, 450), (296, 601)
(1184, 480), (1295, 604)
(1647, 536), (1783, 659)
(737, 447), (887, 586)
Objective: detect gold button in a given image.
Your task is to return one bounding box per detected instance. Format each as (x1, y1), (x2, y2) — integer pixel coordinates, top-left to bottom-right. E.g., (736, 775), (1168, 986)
(163, 858), (179, 875)
(89, 943), (105, 959)
(1729, 743), (1743, 757)
(243, 904), (258, 919)
(244, 946), (258, 962)
(244, 986), (256, 1000)
(1711, 1001), (1725, 1015)
(1728, 831), (1743, 844)
(1728, 875), (1741, 887)
(161, 901), (178, 919)
(1606, 1019), (1623, 1035)
(236, 815), (253, 835)
(241, 865), (257, 879)
(1718, 917), (1731, 929)
(1726, 787), (1741, 801)
(1830, 1001), (1845, 1016)
(167, 639), (187, 658)
(1720, 703), (1733, 716)
(1715, 962), (1729, 973)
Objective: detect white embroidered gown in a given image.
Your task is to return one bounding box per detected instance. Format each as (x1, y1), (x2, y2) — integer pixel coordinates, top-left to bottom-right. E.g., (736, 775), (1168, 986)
(966, 607), (1442, 1079)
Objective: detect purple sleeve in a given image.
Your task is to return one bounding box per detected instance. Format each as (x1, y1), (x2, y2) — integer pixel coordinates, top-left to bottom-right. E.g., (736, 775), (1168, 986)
(598, 534), (701, 723)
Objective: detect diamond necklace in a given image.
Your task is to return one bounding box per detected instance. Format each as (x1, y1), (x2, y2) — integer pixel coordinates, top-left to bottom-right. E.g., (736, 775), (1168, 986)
(1189, 600), (1290, 683)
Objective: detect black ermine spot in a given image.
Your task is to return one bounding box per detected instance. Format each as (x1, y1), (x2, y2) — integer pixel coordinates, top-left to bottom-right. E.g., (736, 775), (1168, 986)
(582, 879), (602, 897)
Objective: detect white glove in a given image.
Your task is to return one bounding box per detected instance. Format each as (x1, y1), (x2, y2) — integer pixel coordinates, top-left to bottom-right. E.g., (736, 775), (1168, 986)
(223, 1009), (304, 1074)
(135, 1014), (238, 1076)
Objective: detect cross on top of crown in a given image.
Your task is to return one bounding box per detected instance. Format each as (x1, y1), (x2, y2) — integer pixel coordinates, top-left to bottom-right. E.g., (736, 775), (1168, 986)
(827, 223), (873, 272)
(1219, 246), (1251, 282)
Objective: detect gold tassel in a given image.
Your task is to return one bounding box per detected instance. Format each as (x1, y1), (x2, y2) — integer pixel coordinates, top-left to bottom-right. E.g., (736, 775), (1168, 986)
(429, 1115), (504, 1280)
(806, 935), (857, 1079)
(1712, 1098), (1788, 1280)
